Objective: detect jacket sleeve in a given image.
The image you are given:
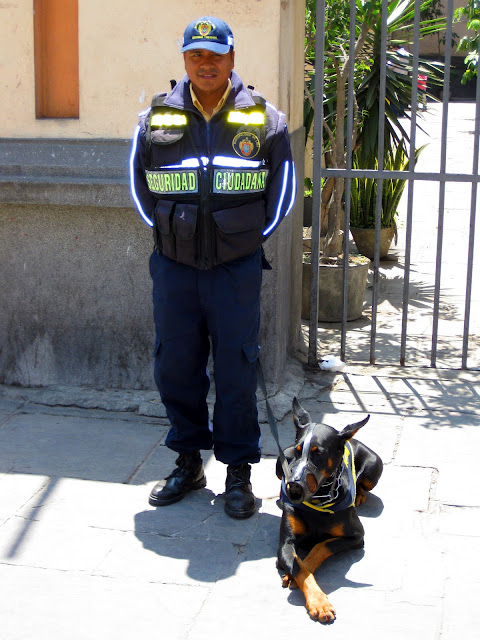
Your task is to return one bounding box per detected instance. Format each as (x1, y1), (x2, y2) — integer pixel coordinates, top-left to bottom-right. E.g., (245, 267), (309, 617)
(262, 108), (297, 240)
(129, 111), (156, 227)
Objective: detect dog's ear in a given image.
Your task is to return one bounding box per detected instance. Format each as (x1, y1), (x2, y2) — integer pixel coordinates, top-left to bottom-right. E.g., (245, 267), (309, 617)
(292, 397), (311, 437)
(338, 415), (370, 441)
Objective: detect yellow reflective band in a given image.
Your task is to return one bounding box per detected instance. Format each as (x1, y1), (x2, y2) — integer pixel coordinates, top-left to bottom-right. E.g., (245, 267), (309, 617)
(151, 113), (187, 128)
(227, 110), (265, 125)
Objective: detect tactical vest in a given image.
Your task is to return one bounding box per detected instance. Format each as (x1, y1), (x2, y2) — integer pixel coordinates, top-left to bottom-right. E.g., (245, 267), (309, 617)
(144, 91), (270, 270)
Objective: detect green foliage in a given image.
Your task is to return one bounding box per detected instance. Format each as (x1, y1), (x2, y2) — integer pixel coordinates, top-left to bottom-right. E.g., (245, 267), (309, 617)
(304, 0), (445, 153)
(350, 142), (426, 229)
(351, 0), (444, 163)
(304, 1), (444, 256)
(455, 0), (480, 84)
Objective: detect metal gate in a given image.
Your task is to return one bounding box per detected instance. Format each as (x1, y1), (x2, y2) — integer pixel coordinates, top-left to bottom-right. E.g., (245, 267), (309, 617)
(307, 0), (480, 370)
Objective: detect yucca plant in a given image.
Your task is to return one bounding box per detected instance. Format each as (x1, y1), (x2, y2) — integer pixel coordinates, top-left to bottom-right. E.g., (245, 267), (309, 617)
(350, 140), (426, 230)
(303, 0), (445, 258)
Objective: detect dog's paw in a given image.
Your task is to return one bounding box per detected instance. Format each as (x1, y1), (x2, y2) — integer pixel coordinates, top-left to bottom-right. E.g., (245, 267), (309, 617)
(281, 573), (292, 588)
(305, 593), (336, 623)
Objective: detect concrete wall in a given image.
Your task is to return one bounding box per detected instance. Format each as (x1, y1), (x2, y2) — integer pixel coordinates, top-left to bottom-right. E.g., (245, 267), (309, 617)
(0, 1), (305, 390)
(420, 0), (470, 57)
(1, 0), (303, 139)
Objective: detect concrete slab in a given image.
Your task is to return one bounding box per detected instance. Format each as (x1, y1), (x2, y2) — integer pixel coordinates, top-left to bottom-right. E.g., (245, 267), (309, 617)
(0, 514), (125, 571)
(0, 564), (209, 640)
(442, 579), (480, 640)
(0, 412), (165, 482)
(0, 472), (48, 527)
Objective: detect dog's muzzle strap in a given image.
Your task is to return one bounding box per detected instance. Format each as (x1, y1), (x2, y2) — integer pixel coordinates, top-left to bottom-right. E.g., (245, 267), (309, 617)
(256, 359), (290, 478)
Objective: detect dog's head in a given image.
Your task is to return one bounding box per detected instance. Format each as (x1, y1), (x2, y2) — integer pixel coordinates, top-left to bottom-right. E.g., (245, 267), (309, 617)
(280, 397), (369, 505)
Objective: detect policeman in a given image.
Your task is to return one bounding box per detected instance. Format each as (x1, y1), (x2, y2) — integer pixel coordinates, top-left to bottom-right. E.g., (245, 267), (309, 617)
(130, 16), (296, 519)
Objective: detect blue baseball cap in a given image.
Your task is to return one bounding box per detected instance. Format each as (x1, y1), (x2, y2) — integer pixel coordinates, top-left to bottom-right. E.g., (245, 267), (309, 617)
(181, 17), (234, 55)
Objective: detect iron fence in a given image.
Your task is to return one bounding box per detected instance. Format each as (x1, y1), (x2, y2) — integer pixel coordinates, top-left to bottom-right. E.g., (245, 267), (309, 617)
(308, 0), (480, 369)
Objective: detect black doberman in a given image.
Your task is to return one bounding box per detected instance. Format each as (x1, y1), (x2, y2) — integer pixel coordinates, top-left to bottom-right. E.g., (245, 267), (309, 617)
(276, 398), (383, 623)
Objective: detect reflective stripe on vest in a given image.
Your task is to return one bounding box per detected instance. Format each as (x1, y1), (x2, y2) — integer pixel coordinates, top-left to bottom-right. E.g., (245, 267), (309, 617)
(145, 169), (198, 194)
(213, 168), (269, 194)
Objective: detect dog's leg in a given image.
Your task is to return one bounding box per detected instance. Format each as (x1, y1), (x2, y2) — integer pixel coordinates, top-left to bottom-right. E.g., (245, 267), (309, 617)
(353, 443), (383, 506)
(292, 553), (336, 623)
(298, 517), (364, 621)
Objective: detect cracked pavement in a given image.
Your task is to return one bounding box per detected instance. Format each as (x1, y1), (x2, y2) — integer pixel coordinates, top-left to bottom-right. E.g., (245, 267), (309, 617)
(1, 358), (479, 639)
(1, 102), (479, 638)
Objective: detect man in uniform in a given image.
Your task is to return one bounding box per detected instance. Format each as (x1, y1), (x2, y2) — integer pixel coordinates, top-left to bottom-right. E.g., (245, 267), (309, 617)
(130, 16), (296, 519)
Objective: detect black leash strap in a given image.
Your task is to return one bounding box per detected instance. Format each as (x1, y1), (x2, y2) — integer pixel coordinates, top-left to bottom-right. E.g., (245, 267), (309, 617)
(256, 359), (290, 478)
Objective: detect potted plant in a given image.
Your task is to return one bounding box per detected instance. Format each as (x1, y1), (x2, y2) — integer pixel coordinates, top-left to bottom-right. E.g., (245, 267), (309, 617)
(349, 141), (426, 259)
(301, 1), (374, 322)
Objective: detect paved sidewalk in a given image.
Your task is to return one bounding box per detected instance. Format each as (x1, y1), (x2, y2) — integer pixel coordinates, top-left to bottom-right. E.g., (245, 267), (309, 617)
(1, 103), (479, 638)
(1, 359), (479, 639)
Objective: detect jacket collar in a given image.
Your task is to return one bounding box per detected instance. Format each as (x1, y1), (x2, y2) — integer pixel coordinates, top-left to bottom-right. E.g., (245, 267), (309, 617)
(163, 70), (256, 113)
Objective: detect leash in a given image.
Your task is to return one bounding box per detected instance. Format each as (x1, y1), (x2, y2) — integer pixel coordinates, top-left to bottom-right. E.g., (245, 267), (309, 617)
(256, 359), (290, 479)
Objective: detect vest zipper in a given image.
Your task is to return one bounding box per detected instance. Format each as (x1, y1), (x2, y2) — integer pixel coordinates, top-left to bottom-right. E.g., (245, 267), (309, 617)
(202, 121), (215, 269)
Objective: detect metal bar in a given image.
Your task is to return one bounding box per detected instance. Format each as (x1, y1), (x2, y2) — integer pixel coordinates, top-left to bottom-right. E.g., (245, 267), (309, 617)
(400, 0), (421, 366)
(369, 0), (389, 365)
(431, 0), (454, 367)
(340, 0), (358, 361)
(320, 169), (480, 182)
(462, 28), (480, 369)
(307, 0), (326, 367)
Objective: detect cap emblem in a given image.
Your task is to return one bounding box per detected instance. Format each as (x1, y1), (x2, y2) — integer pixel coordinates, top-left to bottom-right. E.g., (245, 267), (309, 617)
(195, 20), (214, 37)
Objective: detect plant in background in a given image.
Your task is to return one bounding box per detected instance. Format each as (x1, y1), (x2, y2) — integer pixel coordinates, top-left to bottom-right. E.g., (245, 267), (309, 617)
(354, 0), (444, 164)
(455, 0), (480, 84)
(350, 141), (426, 231)
(303, 0), (446, 259)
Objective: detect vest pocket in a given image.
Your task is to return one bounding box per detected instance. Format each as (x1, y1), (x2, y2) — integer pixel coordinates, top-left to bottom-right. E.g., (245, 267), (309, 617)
(153, 199), (176, 260)
(211, 200), (265, 264)
(173, 203), (198, 266)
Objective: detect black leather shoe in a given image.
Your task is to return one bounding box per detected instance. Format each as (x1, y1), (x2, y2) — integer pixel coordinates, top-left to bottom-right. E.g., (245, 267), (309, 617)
(149, 451), (206, 506)
(224, 463), (256, 519)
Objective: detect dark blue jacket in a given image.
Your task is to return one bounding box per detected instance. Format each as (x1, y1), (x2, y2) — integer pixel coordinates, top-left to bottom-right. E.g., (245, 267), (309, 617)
(129, 70), (296, 269)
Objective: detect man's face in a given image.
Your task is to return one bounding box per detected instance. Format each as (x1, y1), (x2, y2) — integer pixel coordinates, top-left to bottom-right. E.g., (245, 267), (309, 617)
(183, 49), (235, 96)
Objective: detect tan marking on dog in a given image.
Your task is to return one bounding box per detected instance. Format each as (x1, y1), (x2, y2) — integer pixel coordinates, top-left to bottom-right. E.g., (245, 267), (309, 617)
(288, 514), (307, 536)
(303, 542), (334, 573)
(293, 552), (336, 622)
(306, 473), (317, 493)
(330, 523), (345, 538)
(361, 478), (374, 490)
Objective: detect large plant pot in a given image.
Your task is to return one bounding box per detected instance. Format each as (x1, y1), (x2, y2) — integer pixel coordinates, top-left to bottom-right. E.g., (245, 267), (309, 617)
(350, 226), (395, 260)
(302, 256), (370, 322)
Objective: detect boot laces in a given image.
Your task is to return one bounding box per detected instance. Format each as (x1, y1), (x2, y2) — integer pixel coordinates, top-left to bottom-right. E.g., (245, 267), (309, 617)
(227, 464), (251, 490)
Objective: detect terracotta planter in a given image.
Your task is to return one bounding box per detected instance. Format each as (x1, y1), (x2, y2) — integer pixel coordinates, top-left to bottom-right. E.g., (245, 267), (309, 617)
(350, 226), (396, 260)
(302, 256), (370, 322)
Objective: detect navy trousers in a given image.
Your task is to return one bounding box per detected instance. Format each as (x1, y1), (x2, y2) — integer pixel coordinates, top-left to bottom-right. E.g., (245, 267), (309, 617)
(149, 249), (263, 466)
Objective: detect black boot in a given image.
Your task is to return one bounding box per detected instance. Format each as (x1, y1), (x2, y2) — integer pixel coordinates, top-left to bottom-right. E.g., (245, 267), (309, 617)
(224, 463), (256, 519)
(149, 451), (206, 507)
